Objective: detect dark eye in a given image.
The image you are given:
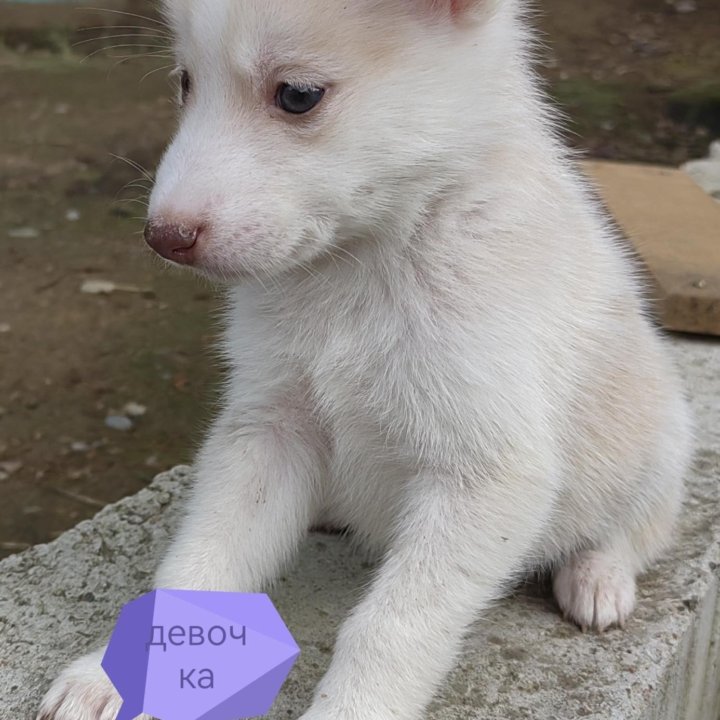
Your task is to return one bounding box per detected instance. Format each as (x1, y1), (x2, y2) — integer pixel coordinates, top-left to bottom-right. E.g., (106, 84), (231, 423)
(180, 70), (191, 104)
(275, 83), (325, 114)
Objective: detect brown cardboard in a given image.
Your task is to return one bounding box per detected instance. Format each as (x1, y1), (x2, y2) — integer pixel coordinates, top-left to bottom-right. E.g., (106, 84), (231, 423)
(584, 160), (720, 336)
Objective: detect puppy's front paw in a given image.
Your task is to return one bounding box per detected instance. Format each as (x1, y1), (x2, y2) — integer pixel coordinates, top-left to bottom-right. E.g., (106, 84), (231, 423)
(37, 649), (151, 720)
(553, 550), (636, 632)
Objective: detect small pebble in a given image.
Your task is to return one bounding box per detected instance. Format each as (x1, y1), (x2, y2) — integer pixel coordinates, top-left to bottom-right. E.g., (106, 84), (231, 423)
(0, 323), (10, 333)
(105, 415), (133, 432)
(0, 461), (22, 475)
(123, 402), (147, 417)
(7, 227), (39, 239)
(66, 209), (81, 222)
(81, 280), (116, 295)
(144, 455), (159, 468)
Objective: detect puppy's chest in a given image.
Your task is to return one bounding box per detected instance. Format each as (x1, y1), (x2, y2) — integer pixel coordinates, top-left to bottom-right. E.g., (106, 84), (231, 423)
(277, 276), (427, 456)
(304, 321), (409, 460)
(262, 256), (491, 468)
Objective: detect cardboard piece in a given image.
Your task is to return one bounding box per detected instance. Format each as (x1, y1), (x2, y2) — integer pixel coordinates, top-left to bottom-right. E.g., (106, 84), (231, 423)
(584, 160), (720, 336)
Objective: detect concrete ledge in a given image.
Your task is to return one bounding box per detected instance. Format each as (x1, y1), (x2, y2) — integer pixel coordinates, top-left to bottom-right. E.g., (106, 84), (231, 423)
(1, 336), (719, 720)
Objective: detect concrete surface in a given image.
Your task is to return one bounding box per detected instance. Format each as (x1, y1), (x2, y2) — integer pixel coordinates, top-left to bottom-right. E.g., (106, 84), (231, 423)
(1, 336), (719, 720)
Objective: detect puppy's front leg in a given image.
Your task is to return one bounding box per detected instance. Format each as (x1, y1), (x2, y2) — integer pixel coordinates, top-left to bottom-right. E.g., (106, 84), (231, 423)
(154, 404), (325, 592)
(301, 465), (553, 720)
(37, 401), (326, 720)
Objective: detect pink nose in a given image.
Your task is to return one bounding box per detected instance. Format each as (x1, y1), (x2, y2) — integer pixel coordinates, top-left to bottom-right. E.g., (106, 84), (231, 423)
(144, 221), (200, 264)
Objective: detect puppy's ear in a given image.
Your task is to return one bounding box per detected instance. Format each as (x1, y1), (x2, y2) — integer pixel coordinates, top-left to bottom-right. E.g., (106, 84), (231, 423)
(433, 0), (477, 14)
(418, 0), (495, 22)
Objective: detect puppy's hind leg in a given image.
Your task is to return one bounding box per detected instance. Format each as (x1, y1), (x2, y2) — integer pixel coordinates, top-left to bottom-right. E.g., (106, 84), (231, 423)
(555, 357), (691, 633)
(553, 546), (637, 632)
(553, 473), (685, 633)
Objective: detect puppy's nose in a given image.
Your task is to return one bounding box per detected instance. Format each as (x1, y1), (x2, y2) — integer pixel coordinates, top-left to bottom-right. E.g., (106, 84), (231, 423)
(144, 221), (200, 264)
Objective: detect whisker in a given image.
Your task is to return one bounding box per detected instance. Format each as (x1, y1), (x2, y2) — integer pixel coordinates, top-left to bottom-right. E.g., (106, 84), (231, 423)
(77, 24), (173, 38)
(119, 188), (150, 200)
(109, 154), (155, 183)
(115, 196), (148, 208)
(73, 34), (170, 48)
(77, 7), (169, 29)
(117, 186), (151, 201)
(139, 63), (177, 83)
(106, 53), (174, 75)
(80, 43), (170, 61)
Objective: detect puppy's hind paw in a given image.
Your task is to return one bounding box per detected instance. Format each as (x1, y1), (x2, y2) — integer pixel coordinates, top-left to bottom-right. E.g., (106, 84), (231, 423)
(553, 550), (636, 632)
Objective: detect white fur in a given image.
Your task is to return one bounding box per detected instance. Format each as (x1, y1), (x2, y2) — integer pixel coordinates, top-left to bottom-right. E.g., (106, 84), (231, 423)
(38, 1), (692, 719)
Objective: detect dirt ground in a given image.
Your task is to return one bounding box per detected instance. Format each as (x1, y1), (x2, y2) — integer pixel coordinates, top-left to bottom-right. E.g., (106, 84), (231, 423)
(1, 0), (719, 558)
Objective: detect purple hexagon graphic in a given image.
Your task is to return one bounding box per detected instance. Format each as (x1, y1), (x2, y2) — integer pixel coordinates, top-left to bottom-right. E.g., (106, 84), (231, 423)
(101, 590), (300, 720)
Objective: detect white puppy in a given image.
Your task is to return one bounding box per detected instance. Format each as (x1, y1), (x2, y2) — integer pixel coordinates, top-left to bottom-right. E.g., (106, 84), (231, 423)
(38, 1), (692, 719)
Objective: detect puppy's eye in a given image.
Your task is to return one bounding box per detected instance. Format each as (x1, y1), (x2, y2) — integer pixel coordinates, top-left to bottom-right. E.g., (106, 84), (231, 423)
(275, 83), (325, 114)
(180, 70), (191, 104)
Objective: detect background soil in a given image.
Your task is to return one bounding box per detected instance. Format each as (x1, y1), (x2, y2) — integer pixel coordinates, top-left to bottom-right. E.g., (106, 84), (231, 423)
(1, 0), (719, 558)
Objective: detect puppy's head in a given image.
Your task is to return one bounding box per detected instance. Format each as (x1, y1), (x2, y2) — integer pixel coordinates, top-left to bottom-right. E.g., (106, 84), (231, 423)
(145, 0), (515, 280)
